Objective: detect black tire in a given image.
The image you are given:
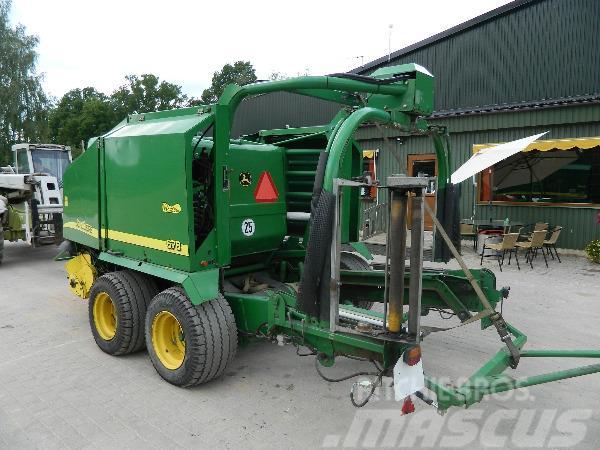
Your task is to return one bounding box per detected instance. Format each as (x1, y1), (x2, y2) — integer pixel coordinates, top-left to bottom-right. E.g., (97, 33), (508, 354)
(340, 251), (374, 310)
(145, 287), (238, 387)
(88, 271), (159, 355)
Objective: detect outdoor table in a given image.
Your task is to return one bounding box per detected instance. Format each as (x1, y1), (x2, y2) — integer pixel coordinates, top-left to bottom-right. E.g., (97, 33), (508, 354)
(460, 219), (523, 255)
(461, 219), (524, 231)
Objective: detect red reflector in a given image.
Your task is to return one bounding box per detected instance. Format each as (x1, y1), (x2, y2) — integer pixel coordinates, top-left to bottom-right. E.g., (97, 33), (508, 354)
(401, 396), (415, 415)
(254, 171), (279, 203)
(403, 346), (421, 366)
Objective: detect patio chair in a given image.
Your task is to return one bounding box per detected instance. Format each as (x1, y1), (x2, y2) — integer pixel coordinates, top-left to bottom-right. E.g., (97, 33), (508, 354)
(460, 223), (477, 250)
(506, 224), (524, 235)
(521, 222), (549, 240)
(515, 230), (548, 268)
(543, 226), (563, 263)
(480, 232), (520, 272)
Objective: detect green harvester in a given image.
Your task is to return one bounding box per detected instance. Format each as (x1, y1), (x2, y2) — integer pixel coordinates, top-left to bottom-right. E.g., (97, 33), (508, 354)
(60, 64), (600, 412)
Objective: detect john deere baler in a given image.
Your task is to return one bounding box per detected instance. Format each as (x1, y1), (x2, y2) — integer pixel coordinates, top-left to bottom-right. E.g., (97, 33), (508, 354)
(61, 64), (600, 412)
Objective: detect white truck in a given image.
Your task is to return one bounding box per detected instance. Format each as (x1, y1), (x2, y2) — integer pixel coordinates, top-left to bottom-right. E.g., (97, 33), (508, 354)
(0, 143), (72, 264)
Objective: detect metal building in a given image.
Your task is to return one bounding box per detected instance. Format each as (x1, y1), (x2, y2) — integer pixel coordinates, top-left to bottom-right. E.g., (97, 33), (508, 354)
(351, 0), (600, 250)
(233, 0), (599, 249)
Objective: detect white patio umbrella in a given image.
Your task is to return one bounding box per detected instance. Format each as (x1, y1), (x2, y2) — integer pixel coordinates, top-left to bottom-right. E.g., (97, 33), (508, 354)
(493, 151), (577, 191)
(451, 132), (548, 184)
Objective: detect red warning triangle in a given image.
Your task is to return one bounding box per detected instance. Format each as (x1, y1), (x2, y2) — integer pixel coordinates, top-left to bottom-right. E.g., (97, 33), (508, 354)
(254, 171), (279, 203)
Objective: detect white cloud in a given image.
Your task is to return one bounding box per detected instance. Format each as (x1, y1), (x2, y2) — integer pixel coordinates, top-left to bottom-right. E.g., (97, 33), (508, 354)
(11, 0), (512, 99)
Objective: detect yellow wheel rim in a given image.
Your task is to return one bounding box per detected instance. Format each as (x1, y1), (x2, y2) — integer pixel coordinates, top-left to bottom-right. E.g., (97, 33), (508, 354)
(93, 292), (117, 341)
(152, 311), (185, 370)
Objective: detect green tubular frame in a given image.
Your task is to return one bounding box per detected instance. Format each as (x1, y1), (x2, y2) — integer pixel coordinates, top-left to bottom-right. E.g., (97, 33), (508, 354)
(426, 323), (600, 410)
(213, 74), (416, 266)
(431, 131), (451, 191)
(226, 278), (600, 411)
(226, 289), (399, 367)
(209, 72), (432, 368)
(322, 107), (391, 191)
(230, 280), (600, 410)
(207, 69), (600, 411)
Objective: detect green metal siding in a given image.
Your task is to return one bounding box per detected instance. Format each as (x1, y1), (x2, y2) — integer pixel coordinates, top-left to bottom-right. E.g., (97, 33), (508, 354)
(352, 0), (600, 251)
(231, 92), (339, 137)
(357, 104), (600, 249)
(361, 0), (600, 111)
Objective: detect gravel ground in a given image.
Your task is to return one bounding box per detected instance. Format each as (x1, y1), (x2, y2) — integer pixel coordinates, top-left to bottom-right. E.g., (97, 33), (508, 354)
(0, 240), (599, 449)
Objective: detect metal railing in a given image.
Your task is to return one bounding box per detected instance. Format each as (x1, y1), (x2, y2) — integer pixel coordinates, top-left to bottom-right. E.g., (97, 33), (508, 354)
(361, 202), (387, 238)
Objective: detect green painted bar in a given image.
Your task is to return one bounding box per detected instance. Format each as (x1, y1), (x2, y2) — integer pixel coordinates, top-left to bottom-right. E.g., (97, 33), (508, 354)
(521, 350), (600, 358)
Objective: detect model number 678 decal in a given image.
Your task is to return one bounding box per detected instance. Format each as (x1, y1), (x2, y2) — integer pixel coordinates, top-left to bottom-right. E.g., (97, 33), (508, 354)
(166, 240), (182, 252)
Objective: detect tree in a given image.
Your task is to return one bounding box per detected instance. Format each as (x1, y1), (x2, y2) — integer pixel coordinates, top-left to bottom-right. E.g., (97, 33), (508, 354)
(0, 0), (49, 166)
(200, 61), (257, 104)
(48, 87), (116, 155)
(111, 74), (188, 118)
(48, 75), (189, 154)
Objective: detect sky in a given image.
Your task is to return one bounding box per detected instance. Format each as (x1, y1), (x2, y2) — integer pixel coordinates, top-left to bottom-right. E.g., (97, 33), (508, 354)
(10, 0), (513, 101)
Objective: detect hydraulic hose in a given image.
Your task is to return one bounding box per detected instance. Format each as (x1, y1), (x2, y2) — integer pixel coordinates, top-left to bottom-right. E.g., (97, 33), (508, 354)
(296, 116), (348, 316)
(327, 72), (414, 85)
(298, 107), (395, 318)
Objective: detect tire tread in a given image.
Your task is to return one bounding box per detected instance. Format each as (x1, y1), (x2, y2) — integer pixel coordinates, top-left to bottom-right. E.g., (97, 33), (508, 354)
(146, 287), (237, 387)
(340, 252), (375, 310)
(88, 271), (158, 355)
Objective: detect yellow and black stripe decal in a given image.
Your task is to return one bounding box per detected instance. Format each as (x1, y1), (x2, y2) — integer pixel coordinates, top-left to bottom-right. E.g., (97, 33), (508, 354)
(105, 229), (189, 256)
(63, 220), (97, 238)
(63, 221), (189, 256)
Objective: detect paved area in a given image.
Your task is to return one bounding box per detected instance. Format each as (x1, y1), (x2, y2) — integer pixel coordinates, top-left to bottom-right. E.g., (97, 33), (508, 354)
(1, 241), (599, 449)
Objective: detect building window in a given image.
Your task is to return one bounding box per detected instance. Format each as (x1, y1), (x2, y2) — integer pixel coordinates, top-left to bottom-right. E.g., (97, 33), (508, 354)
(16, 149), (30, 174)
(476, 138), (600, 206)
(408, 155), (437, 194)
(361, 149), (378, 200)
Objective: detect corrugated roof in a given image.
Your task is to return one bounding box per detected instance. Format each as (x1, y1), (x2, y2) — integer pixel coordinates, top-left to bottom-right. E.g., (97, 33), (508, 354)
(351, 0), (540, 75)
(430, 94), (600, 119)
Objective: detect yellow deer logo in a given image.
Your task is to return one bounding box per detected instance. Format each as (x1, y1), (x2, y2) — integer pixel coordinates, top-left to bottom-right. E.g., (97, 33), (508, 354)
(162, 202), (182, 214)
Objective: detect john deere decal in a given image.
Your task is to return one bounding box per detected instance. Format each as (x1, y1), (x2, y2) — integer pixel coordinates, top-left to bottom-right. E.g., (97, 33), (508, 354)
(162, 202), (182, 214)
